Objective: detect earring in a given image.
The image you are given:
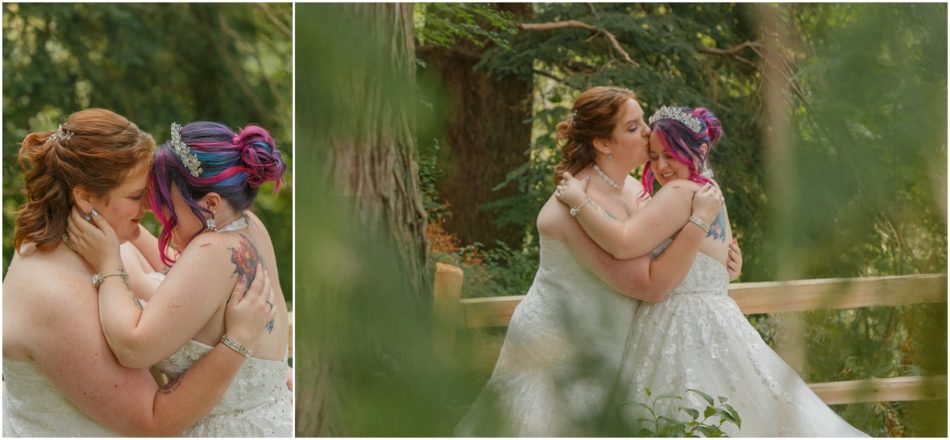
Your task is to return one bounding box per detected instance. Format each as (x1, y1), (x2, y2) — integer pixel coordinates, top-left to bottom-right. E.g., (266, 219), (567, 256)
(206, 218), (217, 232)
(608, 153), (613, 160)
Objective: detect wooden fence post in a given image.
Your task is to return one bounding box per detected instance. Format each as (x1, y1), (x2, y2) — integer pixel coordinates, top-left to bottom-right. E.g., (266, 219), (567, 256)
(433, 263), (464, 352)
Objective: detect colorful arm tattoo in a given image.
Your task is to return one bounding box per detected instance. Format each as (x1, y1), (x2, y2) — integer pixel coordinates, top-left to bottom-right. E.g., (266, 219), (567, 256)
(707, 211), (728, 242)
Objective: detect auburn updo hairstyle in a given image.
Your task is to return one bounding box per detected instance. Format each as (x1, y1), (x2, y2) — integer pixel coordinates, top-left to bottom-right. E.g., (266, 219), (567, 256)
(14, 108), (155, 251)
(150, 121), (286, 265)
(553, 86), (639, 185)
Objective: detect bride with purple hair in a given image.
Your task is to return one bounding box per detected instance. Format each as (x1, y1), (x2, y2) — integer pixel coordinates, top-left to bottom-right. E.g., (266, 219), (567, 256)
(66, 121), (293, 436)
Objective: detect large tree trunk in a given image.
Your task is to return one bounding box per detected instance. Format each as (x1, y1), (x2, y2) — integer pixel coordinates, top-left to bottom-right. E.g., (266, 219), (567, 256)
(326, 4), (429, 291)
(419, 4), (533, 248)
(295, 3), (429, 436)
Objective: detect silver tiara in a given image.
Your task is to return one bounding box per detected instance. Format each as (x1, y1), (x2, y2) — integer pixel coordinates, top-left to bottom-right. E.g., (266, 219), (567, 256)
(648, 106), (703, 133)
(170, 122), (203, 177)
(48, 124), (74, 143)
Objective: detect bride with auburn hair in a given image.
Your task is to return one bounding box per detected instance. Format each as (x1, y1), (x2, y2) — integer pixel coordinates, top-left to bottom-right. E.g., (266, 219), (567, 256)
(3, 108), (275, 436)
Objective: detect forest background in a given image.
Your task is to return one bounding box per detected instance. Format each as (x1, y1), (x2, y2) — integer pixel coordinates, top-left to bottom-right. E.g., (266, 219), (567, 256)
(2, 3), (294, 301)
(320, 2), (943, 437)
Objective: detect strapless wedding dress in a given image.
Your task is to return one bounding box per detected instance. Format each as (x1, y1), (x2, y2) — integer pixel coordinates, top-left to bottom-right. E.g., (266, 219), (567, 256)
(616, 243), (867, 436)
(3, 360), (119, 437)
(456, 236), (639, 436)
(154, 340), (293, 437)
(145, 271), (292, 436)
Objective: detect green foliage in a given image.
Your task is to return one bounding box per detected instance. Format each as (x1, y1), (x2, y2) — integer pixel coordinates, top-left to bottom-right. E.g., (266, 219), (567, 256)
(626, 388), (742, 437)
(430, 240), (538, 299)
(768, 4), (946, 436)
(414, 3), (518, 51)
(2, 3), (293, 300)
(777, 3), (946, 278)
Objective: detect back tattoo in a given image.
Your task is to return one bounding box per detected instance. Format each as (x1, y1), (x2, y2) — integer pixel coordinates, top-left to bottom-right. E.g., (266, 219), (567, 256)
(228, 236), (274, 334)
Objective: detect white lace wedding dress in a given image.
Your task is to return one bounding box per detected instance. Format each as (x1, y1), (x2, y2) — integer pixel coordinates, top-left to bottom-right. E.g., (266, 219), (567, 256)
(154, 340), (293, 437)
(616, 242), (867, 436)
(147, 272), (292, 437)
(3, 361), (120, 436)
(456, 236), (639, 436)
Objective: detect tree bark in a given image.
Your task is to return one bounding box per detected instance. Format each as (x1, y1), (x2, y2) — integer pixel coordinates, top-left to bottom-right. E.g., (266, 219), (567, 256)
(419, 3), (533, 248)
(295, 3), (429, 436)
(324, 3), (429, 293)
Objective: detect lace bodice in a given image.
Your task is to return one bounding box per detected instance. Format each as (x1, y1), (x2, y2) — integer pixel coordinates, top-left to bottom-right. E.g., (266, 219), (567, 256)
(3, 361), (119, 437)
(154, 340), (293, 437)
(669, 253), (730, 297)
(651, 238), (730, 298)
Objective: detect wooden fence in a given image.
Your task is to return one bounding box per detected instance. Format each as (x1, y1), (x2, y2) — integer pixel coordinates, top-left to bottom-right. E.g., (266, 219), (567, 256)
(434, 263), (947, 405)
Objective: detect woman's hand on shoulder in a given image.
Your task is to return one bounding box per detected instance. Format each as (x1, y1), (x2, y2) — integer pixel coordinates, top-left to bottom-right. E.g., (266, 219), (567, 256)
(224, 264), (276, 351)
(691, 183), (723, 224)
(66, 208), (121, 272)
(554, 171), (591, 209)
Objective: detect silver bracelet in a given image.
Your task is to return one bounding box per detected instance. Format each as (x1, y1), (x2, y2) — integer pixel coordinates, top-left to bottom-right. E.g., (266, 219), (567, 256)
(688, 215), (710, 233)
(92, 268), (128, 289)
(570, 197), (593, 217)
(221, 334), (252, 358)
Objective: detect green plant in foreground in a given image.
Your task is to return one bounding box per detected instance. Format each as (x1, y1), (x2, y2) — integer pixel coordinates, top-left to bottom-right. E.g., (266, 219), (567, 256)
(628, 388), (742, 437)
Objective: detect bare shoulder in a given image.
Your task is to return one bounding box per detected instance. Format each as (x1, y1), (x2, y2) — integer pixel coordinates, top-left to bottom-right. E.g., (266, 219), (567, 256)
(7, 252), (91, 306)
(653, 179), (701, 200)
(6, 258), (98, 336)
(536, 194), (571, 241)
(664, 178), (702, 191)
(623, 175), (645, 193)
(176, 232), (262, 276)
(180, 231), (258, 255)
(245, 211), (266, 229)
(244, 211), (276, 248)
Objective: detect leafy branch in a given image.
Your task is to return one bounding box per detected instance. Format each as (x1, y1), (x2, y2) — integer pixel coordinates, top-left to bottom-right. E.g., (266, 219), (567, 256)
(519, 20), (638, 67)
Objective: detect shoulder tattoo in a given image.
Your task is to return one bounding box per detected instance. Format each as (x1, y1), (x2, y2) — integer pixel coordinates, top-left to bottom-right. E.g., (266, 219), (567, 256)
(228, 236), (262, 291)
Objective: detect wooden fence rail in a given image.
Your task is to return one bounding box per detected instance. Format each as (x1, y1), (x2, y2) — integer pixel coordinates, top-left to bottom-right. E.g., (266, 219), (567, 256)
(434, 263), (948, 405)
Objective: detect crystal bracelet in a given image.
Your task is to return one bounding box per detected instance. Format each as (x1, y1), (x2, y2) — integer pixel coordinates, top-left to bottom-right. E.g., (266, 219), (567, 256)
(92, 268), (128, 289)
(570, 197), (593, 218)
(687, 215), (710, 233)
(221, 334), (252, 358)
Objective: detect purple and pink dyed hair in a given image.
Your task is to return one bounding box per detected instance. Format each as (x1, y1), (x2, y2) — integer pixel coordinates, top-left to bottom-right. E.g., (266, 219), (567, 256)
(642, 107), (723, 192)
(150, 121), (286, 265)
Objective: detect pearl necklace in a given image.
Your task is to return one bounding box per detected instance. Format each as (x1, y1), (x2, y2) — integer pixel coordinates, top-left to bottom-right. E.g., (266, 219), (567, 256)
(593, 164), (623, 191)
